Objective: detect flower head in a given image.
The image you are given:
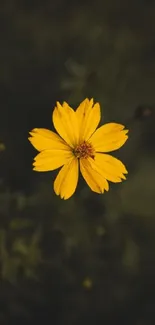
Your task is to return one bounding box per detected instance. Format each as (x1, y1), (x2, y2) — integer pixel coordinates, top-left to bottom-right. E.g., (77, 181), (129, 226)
(29, 99), (128, 199)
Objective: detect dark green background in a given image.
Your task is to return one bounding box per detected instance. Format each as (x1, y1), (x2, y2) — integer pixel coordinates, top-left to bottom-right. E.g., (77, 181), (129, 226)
(0, 0), (155, 324)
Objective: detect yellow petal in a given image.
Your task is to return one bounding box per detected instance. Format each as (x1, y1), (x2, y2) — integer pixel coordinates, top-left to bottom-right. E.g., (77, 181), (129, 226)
(76, 98), (93, 128)
(33, 149), (73, 171)
(29, 128), (69, 152)
(52, 102), (79, 148)
(89, 123), (128, 152)
(76, 98), (101, 141)
(80, 158), (109, 193)
(54, 157), (79, 199)
(91, 153), (128, 183)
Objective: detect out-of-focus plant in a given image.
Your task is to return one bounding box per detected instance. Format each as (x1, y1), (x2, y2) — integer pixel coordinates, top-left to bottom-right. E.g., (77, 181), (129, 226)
(0, 142), (5, 151)
(0, 221), (42, 283)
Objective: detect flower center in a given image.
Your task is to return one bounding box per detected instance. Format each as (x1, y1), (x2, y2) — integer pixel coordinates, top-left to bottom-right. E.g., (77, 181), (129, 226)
(74, 141), (95, 159)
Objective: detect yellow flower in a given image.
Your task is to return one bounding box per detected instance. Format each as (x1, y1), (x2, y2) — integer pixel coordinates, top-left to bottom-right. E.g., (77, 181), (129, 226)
(29, 99), (128, 199)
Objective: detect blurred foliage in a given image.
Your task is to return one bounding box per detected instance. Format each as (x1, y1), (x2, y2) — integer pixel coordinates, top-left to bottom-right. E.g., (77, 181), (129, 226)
(0, 0), (155, 324)
(0, 143), (5, 151)
(0, 218), (41, 283)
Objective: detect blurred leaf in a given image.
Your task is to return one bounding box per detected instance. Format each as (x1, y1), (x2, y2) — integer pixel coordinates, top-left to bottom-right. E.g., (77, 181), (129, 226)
(122, 238), (139, 272)
(16, 194), (28, 211)
(96, 226), (106, 237)
(0, 143), (5, 151)
(0, 229), (7, 261)
(1, 257), (21, 283)
(82, 277), (93, 290)
(10, 218), (33, 230)
(26, 228), (42, 266)
(12, 238), (29, 255)
(24, 267), (37, 280)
